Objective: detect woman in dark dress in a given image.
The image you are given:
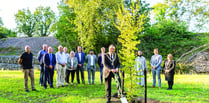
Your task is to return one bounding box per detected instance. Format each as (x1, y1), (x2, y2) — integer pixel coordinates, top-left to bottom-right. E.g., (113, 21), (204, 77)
(163, 54), (175, 90)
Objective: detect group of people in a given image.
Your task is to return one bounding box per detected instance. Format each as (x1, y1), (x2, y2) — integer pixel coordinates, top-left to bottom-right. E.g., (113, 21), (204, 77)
(18, 44), (175, 103)
(136, 48), (175, 90)
(37, 45), (105, 89)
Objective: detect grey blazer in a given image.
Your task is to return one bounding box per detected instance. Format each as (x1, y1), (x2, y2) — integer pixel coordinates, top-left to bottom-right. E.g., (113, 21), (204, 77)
(86, 54), (97, 69)
(66, 57), (78, 71)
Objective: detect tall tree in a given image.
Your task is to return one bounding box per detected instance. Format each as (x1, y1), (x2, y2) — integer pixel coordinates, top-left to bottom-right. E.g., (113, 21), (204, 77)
(55, 2), (78, 51)
(115, 1), (145, 100)
(34, 6), (56, 36)
(14, 9), (36, 37)
(66, 0), (122, 53)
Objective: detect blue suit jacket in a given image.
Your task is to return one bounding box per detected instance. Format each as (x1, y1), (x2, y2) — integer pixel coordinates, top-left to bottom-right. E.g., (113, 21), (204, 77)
(44, 53), (56, 70)
(150, 54), (162, 70)
(37, 50), (47, 65)
(75, 52), (85, 66)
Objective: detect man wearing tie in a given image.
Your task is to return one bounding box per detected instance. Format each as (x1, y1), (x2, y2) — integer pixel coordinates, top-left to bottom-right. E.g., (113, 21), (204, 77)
(102, 45), (122, 103)
(86, 49), (97, 85)
(43, 47), (56, 89)
(150, 48), (162, 88)
(75, 46), (86, 84)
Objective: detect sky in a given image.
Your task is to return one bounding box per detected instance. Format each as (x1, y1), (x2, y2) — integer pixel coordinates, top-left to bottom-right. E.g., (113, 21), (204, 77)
(0, 0), (164, 30)
(0, 0), (60, 29)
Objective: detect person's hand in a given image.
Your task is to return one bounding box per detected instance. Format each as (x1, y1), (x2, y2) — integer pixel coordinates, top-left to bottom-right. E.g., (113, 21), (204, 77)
(101, 47), (105, 54)
(111, 68), (118, 73)
(165, 70), (169, 73)
(115, 68), (118, 73)
(49, 65), (53, 69)
(62, 63), (66, 67)
(153, 66), (157, 69)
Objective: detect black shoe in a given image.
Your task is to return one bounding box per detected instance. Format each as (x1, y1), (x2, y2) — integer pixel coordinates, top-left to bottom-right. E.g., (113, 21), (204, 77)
(32, 89), (37, 91)
(25, 90), (29, 92)
(167, 88), (171, 90)
(61, 85), (65, 87)
(106, 98), (110, 103)
(50, 86), (54, 88)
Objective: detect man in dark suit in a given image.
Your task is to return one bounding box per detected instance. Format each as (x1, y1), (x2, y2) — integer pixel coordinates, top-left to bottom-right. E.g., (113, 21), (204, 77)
(98, 53), (104, 84)
(75, 46), (86, 84)
(43, 47), (56, 89)
(101, 45), (122, 103)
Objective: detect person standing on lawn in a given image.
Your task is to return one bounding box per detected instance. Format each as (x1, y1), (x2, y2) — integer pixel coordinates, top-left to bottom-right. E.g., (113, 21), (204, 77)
(102, 45), (122, 103)
(135, 50), (147, 86)
(98, 52), (104, 84)
(37, 44), (48, 86)
(66, 51), (78, 86)
(43, 47), (56, 89)
(163, 54), (175, 90)
(86, 49), (97, 85)
(56, 45), (67, 88)
(75, 46), (86, 84)
(18, 45), (36, 92)
(150, 48), (162, 88)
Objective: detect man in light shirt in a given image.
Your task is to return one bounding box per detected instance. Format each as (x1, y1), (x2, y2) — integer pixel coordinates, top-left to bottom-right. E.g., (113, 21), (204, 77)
(86, 49), (97, 84)
(150, 48), (162, 88)
(75, 46), (86, 84)
(56, 45), (67, 88)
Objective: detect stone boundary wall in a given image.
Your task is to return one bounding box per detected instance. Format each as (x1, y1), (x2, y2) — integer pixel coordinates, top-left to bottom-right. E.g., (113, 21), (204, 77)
(0, 56), (40, 70)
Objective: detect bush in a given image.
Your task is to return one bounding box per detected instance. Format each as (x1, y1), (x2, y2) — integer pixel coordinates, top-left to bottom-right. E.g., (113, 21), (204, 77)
(137, 19), (199, 60)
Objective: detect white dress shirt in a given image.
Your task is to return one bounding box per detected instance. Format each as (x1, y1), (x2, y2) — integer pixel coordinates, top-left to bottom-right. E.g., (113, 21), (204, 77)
(56, 51), (67, 64)
(78, 53), (81, 62)
(91, 55), (94, 66)
(71, 57), (74, 67)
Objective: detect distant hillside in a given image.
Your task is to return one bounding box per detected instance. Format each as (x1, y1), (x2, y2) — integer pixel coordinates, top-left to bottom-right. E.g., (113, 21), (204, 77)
(0, 37), (60, 55)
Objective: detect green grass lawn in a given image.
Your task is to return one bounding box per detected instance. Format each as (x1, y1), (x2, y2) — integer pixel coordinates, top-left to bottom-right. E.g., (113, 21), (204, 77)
(0, 70), (208, 103)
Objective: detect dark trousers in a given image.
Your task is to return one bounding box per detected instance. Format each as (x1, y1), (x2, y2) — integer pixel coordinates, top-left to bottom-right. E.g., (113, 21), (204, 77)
(39, 64), (44, 85)
(168, 81), (174, 89)
(105, 72), (121, 99)
(43, 67), (54, 88)
(100, 66), (104, 83)
(76, 66), (85, 84)
(66, 70), (75, 83)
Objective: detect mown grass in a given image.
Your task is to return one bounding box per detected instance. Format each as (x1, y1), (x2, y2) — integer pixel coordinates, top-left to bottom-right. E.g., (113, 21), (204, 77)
(0, 70), (208, 103)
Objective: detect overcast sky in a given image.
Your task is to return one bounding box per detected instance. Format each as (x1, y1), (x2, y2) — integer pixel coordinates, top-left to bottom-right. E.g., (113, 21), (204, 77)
(0, 0), (163, 29)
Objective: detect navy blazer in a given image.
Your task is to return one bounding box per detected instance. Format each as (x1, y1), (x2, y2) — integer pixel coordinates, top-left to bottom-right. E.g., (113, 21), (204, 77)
(44, 53), (56, 69)
(98, 55), (103, 66)
(75, 52), (85, 65)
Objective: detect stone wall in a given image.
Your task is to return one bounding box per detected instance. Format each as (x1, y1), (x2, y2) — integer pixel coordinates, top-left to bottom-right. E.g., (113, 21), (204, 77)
(0, 56), (40, 70)
(0, 37), (60, 54)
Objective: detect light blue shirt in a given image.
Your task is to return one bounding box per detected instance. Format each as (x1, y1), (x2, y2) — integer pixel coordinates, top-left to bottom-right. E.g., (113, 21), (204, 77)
(150, 54), (162, 70)
(56, 51), (67, 64)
